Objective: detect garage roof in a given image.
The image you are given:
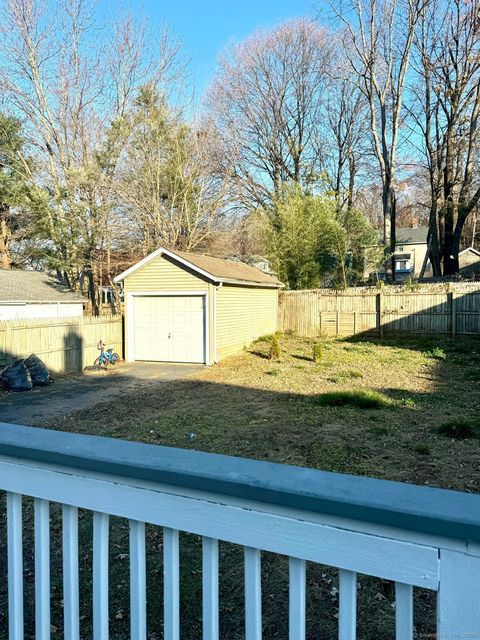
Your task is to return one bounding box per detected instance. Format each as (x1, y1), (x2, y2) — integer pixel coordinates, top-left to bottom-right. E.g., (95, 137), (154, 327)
(0, 270), (85, 303)
(114, 247), (284, 288)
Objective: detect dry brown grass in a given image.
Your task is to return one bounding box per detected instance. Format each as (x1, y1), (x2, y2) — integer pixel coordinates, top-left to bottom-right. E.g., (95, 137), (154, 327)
(47, 332), (480, 492)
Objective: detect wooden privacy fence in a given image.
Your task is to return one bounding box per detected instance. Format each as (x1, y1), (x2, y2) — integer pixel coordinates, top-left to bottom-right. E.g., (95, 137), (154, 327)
(0, 315), (123, 374)
(279, 289), (480, 338)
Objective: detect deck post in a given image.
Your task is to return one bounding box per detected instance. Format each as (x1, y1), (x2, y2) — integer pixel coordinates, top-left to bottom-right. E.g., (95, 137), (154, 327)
(437, 548), (480, 634)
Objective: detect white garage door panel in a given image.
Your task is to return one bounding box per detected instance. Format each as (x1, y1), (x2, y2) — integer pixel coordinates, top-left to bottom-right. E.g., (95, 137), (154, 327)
(134, 296), (205, 363)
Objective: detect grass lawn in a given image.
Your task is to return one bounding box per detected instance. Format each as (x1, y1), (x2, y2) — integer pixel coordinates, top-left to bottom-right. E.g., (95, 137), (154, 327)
(2, 333), (480, 639)
(49, 332), (480, 492)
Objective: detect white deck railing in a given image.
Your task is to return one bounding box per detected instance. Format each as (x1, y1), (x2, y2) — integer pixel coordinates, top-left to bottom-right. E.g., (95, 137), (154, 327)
(1, 422), (480, 638)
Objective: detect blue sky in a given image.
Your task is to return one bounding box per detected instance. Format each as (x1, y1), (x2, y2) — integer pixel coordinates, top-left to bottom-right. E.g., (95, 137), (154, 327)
(135, 1), (316, 94)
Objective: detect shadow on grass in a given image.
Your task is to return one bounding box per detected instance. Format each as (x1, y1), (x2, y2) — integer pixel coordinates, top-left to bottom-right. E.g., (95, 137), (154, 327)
(291, 353), (314, 362)
(248, 349), (272, 360)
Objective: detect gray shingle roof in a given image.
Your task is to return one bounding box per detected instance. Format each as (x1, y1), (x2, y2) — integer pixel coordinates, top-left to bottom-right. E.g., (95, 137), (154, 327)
(114, 247), (284, 287)
(396, 227), (428, 244)
(172, 250), (283, 286)
(0, 270), (86, 303)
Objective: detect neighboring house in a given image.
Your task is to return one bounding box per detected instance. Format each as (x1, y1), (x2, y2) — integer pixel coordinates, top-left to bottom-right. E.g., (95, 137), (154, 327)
(458, 247), (480, 277)
(394, 226), (429, 280)
(0, 270), (85, 320)
(220, 254), (277, 277)
(375, 227), (480, 281)
(246, 255), (276, 276)
(114, 247), (284, 365)
(369, 226), (429, 281)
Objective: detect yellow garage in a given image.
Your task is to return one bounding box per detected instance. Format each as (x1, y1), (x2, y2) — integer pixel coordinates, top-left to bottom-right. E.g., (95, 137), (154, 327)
(114, 248), (283, 364)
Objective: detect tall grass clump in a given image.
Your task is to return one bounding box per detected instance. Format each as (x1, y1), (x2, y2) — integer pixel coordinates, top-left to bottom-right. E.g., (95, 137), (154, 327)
(312, 342), (322, 363)
(268, 336), (281, 360)
(315, 389), (390, 409)
(436, 419), (480, 440)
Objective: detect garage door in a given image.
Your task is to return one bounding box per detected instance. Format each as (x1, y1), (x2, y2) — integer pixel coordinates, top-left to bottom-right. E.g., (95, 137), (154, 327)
(133, 296), (205, 363)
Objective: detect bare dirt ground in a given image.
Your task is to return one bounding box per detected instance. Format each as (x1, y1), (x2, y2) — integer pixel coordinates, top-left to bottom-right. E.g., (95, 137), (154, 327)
(0, 362), (203, 424)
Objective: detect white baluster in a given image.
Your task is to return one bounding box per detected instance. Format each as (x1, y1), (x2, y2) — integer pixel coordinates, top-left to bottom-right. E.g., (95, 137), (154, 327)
(395, 582), (413, 640)
(63, 505), (79, 640)
(35, 498), (50, 640)
(289, 557), (306, 640)
(130, 520), (146, 640)
(164, 527), (180, 640)
(7, 492), (23, 640)
(93, 512), (109, 640)
(202, 537), (219, 640)
(339, 570), (356, 640)
(244, 547), (262, 640)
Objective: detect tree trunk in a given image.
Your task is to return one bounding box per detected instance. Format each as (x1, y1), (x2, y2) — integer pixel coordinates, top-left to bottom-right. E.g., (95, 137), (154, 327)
(347, 153), (355, 211)
(0, 209), (12, 270)
(427, 205), (442, 277)
(444, 208), (471, 275)
(442, 201), (459, 275)
(382, 178), (397, 283)
(86, 268), (99, 316)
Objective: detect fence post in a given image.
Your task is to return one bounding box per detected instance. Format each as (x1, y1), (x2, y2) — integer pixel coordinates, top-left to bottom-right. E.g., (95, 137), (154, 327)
(449, 292), (456, 338)
(378, 293), (384, 338)
(353, 311), (357, 336)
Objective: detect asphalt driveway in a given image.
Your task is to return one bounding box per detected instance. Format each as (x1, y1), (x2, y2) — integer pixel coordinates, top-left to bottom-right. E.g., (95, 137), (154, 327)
(0, 362), (204, 426)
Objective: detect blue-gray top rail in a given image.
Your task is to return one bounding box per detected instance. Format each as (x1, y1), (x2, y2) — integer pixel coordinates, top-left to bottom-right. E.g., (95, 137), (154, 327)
(1, 421), (480, 543)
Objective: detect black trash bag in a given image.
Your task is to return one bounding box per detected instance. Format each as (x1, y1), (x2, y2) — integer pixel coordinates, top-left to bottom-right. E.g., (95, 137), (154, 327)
(23, 354), (53, 387)
(0, 360), (33, 392)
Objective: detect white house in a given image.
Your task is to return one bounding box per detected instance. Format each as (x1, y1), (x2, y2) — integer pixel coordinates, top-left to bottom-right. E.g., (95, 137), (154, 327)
(0, 270), (85, 320)
(394, 226), (429, 279)
(458, 247), (480, 277)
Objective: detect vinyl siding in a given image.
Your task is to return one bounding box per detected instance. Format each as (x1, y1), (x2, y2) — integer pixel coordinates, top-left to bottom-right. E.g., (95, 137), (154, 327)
(216, 285), (278, 360)
(123, 254), (209, 292)
(398, 243), (428, 277)
(123, 254), (215, 363)
(123, 254), (279, 364)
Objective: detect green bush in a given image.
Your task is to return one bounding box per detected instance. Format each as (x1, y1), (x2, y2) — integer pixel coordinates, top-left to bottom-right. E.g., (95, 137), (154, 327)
(312, 342), (322, 363)
(425, 347), (447, 360)
(268, 337), (281, 360)
(315, 389), (391, 409)
(437, 419), (480, 440)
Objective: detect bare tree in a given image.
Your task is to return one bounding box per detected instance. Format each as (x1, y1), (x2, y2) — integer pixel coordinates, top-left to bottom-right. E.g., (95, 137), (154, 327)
(332, 0), (428, 280)
(413, 0), (480, 275)
(323, 59), (371, 210)
(115, 88), (233, 255)
(0, 0), (182, 311)
(205, 19), (331, 209)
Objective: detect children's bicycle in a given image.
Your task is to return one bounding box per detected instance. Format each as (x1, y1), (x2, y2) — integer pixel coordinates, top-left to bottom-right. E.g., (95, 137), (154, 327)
(94, 340), (120, 367)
